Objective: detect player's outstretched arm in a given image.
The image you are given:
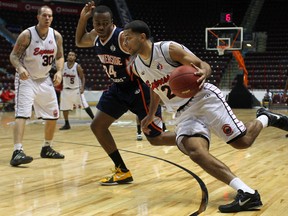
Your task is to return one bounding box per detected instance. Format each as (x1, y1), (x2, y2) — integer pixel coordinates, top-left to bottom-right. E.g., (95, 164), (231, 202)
(75, 1), (96, 47)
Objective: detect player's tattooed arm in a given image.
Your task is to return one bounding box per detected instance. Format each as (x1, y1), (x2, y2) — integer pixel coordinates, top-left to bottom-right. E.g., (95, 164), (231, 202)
(9, 30), (30, 73)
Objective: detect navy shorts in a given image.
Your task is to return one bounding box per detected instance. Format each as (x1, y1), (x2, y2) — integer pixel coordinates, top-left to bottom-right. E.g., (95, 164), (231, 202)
(97, 80), (162, 137)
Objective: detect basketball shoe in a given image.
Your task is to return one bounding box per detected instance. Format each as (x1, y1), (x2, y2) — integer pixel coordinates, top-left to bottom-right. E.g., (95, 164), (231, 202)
(59, 124), (71, 130)
(137, 133), (143, 141)
(10, 150), (33, 166)
(256, 108), (288, 131)
(40, 146), (65, 159)
(100, 167), (133, 185)
(219, 190), (262, 213)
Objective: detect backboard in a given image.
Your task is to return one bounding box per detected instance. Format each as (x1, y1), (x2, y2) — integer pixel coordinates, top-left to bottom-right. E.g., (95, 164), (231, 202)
(205, 27), (243, 55)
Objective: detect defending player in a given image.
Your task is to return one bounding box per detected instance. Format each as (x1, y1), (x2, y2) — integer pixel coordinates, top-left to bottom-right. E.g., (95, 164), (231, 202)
(75, 1), (186, 185)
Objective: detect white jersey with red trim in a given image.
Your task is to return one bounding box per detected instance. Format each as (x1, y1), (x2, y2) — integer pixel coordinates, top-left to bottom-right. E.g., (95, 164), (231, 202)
(22, 26), (57, 79)
(133, 41), (246, 153)
(133, 41), (192, 112)
(62, 62), (80, 89)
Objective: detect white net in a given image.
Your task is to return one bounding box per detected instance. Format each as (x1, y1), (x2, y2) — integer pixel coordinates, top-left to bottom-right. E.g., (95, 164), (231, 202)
(217, 46), (226, 56)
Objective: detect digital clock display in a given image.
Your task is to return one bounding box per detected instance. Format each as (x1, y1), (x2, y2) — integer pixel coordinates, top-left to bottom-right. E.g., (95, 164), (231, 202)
(220, 12), (233, 23)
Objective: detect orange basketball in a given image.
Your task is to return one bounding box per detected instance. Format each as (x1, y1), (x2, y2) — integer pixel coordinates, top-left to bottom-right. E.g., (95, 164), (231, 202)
(169, 65), (200, 98)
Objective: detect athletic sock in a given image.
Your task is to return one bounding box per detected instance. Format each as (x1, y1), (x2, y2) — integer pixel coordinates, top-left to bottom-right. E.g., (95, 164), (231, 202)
(163, 122), (167, 131)
(85, 107), (94, 119)
(109, 150), (128, 171)
(43, 140), (52, 147)
(257, 115), (269, 128)
(137, 125), (142, 134)
(229, 177), (255, 194)
(14, 143), (23, 151)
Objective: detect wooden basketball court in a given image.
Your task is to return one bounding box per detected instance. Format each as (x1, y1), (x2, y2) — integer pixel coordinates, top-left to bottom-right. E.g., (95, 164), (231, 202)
(0, 108), (287, 215)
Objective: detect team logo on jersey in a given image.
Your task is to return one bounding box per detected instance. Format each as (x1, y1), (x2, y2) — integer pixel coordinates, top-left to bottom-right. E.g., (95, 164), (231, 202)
(146, 75), (170, 90)
(157, 63), (163, 70)
(49, 40), (53, 44)
(110, 44), (116, 52)
(141, 71), (145, 75)
(33, 48), (54, 56)
(222, 124), (233, 136)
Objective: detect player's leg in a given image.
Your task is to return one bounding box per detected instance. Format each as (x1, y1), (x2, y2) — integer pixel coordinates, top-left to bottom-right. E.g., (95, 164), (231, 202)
(10, 118), (33, 166)
(93, 86), (133, 185)
(135, 115), (143, 141)
(256, 107), (288, 131)
(10, 78), (33, 166)
(230, 109), (288, 149)
(178, 131), (262, 213)
(59, 89), (73, 130)
(60, 110), (71, 130)
(81, 93), (94, 119)
(176, 84), (262, 212)
(36, 78), (64, 159)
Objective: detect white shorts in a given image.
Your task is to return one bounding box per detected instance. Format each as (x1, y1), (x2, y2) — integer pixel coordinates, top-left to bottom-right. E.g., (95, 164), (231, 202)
(14, 75), (59, 119)
(175, 83), (246, 155)
(60, 89), (89, 110)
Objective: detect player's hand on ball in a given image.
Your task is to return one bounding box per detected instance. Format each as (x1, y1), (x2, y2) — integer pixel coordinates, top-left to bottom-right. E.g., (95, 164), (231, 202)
(190, 63), (207, 88)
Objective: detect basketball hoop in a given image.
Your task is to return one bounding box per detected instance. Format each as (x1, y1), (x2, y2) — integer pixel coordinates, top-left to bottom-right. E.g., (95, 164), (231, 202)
(217, 46), (227, 56)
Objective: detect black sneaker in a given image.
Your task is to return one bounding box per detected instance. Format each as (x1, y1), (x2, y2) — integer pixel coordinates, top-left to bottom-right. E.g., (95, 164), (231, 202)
(218, 190), (262, 213)
(59, 124), (71, 130)
(10, 150), (33, 166)
(40, 146), (65, 159)
(256, 108), (288, 131)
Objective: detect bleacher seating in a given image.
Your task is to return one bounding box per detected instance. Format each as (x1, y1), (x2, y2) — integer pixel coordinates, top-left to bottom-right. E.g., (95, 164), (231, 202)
(0, 0), (287, 92)
(244, 0), (288, 90)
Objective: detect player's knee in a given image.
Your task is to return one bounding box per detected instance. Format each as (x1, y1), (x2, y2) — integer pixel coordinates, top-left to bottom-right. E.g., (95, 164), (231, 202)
(90, 119), (101, 133)
(229, 140), (252, 149)
(188, 149), (206, 165)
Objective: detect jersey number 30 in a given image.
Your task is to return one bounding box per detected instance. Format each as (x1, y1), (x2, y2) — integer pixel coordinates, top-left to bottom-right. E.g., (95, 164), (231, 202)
(42, 55), (54, 66)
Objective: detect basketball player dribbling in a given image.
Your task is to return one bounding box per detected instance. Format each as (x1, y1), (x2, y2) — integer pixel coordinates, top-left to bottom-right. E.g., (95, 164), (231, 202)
(9, 5), (65, 166)
(123, 19), (288, 213)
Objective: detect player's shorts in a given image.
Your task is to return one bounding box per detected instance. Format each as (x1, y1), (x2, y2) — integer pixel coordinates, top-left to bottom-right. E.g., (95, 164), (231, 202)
(60, 88), (82, 110)
(175, 83), (246, 155)
(96, 81), (162, 137)
(14, 75), (59, 119)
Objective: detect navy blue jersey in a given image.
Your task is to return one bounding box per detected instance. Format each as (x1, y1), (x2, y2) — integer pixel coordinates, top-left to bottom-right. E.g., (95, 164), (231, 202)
(94, 26), (140, 89)
(94, 26), (163, 137)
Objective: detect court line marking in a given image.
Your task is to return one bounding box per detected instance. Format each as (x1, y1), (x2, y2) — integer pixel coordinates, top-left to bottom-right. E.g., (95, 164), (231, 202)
(3, 138), (208, 215)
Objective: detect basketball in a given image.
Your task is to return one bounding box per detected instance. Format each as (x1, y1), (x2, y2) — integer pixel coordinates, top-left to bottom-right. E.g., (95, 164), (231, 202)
(169, 65), (201, 98)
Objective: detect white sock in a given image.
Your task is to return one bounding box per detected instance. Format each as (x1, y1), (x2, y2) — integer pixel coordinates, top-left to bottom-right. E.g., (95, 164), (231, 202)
(43, 140), (52, 147)
(14, 143), (23, 151)
(229, 177), (255, 194)
(257, 115), (269, 128)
